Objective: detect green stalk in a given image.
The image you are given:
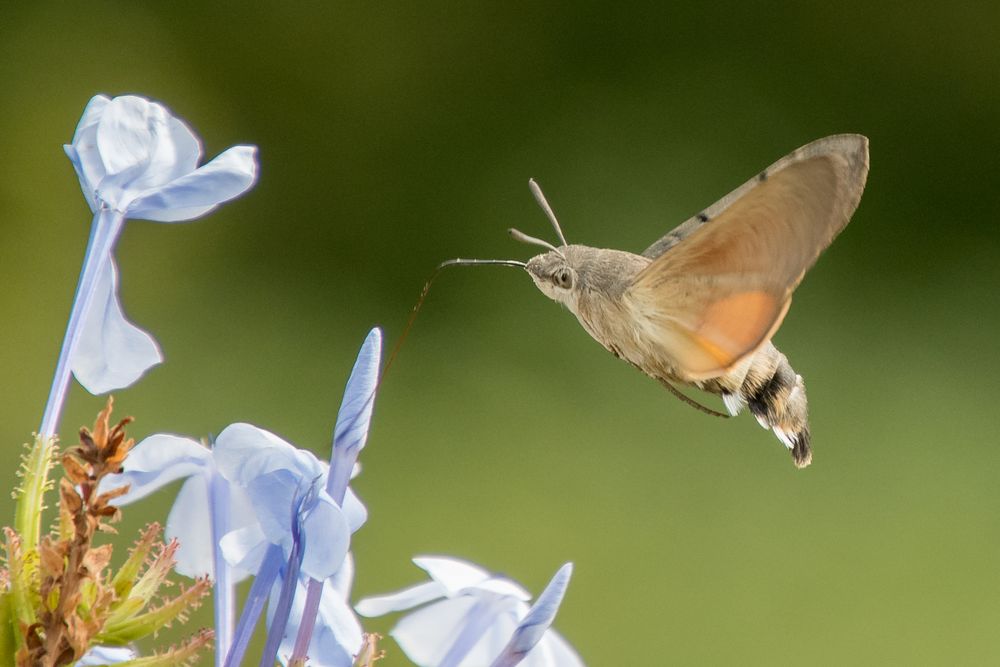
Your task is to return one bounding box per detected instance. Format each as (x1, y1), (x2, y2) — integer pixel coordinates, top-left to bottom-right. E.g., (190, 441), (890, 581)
(0, 592), (16, 667)
(14, 434), (56, 552)
(6, 433), (56, 637)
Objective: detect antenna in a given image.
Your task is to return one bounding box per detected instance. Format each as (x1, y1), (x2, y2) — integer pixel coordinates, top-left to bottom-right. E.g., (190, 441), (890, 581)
(528, 178), (569, 247)
(507, 228), (561, 254)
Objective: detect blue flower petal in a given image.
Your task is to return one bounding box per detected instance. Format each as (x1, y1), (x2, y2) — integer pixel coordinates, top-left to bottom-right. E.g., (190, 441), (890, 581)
(391, 597), (521, 667)
(333, 328), (382, 456)
(70, 256), (162, 394)
(355, 581), (446, 617)
(69, 95), (111, 146)
(161, 473), (259, 582)
(112, 101), (203, 197)
(245, 469), (302, 551)
(413, 556), (518, 598)
(219, 523), (271, 575)
(101, 433), (209, 504)
(64, 95), (111, 211)
(241, 469), (350, 581)
(299, 493), (350, 581)
(64, 145), (98, 213)
(490, 564), (574, 667)
(65, 95), (111, 192)
(126, 145), (258, 222)
(308, 584), (364, 667)
(342, 487), (368, 532)
(267, 573), (362, 667)
(166, 475), (215, 577)
(214, 423), (324, 488)
(95, 95), (166, 178)
(74, 645), (136, 665)
(138, 112), (202, 190)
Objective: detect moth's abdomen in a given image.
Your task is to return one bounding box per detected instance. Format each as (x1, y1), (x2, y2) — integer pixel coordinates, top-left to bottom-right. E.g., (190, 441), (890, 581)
(720, 344), (812, 468)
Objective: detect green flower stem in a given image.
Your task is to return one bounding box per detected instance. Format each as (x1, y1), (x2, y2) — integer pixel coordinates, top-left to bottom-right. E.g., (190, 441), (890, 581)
(15, 434), (55, 554)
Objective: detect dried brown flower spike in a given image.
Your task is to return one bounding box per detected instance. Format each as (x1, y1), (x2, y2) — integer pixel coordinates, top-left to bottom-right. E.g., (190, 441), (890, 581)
(5, 398), (213, 667)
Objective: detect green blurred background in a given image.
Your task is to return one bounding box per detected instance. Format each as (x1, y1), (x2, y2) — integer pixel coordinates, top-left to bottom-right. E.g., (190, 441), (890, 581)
(1, 2), (998, 664)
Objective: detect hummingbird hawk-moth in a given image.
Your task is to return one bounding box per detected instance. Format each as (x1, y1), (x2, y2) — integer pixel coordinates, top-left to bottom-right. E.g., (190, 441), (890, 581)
(418, 134), (869, 468)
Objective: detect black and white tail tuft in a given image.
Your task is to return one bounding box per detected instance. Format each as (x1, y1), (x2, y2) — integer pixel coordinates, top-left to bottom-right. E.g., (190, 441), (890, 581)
(724, 350), (812, 468)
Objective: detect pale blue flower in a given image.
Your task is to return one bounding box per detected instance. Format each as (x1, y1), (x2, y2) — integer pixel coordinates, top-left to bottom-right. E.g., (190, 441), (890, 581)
(108, 427), (367, 577)
(356, 557), (584, 667)
(104, 426), (367, 664)
(64, 94), (257, 221)
(40, 94), (258, 437)
(213, 422), (365, 582)
(104, 329), (381, 667)
(220, 420), (369, 667)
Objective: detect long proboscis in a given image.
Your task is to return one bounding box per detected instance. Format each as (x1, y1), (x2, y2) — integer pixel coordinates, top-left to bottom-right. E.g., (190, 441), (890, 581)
(380, 258), (527, 385)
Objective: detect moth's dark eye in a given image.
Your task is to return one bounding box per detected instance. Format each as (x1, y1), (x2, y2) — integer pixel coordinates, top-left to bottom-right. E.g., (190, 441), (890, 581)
(554, 269), (573, 289)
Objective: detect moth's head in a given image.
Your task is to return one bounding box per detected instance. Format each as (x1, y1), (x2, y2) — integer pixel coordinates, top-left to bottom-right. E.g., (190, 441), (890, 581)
(525, 249), (578, 306)
(511, 178), (579, 307)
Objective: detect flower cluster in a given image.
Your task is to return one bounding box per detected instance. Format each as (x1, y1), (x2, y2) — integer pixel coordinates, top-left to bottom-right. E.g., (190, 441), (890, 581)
(2, 94), (583, 666)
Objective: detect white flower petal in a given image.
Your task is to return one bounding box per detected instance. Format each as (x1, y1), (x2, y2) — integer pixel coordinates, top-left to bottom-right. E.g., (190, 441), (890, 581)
(166, 476), (215, 577)
(158, 464), (259, 582)
(313, 577), (365, 661)
(474, 577), (532, 601)
(65, 95), (111, 211)
(413, 557), (492, 596)
(127, 145), (258, 222)
(333, 328), (382, 454)
(64, 145), (98, 212)
(124, 112), (203, 194)
(391, 597), (480, 666)
(342, 487), (367, 532)
(220, 523), (270, 574)
(70, 95), (111, 145)
(96, 95), (166, 177)
(74, 645), (136, 665)
(214, 423), (324, 488)
(268, 576), (362, 667)
(219, 484), (263, 582)
(300, 494), (351, 581)
(330, 552), (355, 598)
(71, 257), (162, 394)
(244, 469), (301, 551)
(164, 114), (203, 177)
(241, 469), (352, 579)
(465, 609), (522, 667)
(161, 474), (256, 582)
(391, 597), (522, 667)
(355, 581), (447, 617)
(101, 434), (209, 504)
(494, 564), (575, 666)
